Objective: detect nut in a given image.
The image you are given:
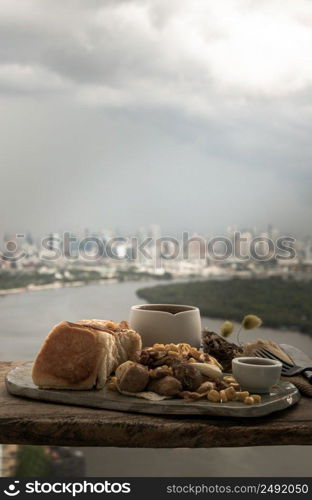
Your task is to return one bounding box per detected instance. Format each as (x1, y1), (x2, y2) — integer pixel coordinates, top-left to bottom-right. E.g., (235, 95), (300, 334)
(207, 389), (221, 402)
(190, 347), (202, 360)
(178, 343), (191, 357)
(244, 396), (255, 405)
(197, 381), (215, 393)
(219, 389), (228, 402)
(224, 376), (236, 384)
(236, 391), (249, 401)
(168, 350), (180, 357)
(165, 343), (179, 352)
(229, 382), (240, 390)
(251, 394), (262, 403)
(224, 386), (236, 401)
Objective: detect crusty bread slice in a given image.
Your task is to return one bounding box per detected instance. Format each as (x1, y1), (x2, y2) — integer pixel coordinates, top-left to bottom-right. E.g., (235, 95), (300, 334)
(31, 321), (108, 389)
(77, 319), (142, 389)
(32, 319), (142, 390)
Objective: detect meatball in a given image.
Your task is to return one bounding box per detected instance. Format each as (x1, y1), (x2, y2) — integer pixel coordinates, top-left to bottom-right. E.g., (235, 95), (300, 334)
(147, 376), (182, 396)
(115, 361), (149, 393)
(173, 362), (203, 392)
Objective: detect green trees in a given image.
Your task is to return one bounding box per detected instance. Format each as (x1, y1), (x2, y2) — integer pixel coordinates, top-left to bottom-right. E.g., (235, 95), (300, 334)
(137, 277), (312, 334)
(14, 446), (52, 477)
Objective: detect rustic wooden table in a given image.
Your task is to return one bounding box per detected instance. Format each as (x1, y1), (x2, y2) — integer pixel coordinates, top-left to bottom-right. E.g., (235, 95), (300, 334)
(1, 362), (311, 448)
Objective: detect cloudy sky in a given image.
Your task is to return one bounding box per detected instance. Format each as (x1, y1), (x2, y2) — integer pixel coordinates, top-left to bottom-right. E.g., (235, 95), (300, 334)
(0, 0), (312, 237)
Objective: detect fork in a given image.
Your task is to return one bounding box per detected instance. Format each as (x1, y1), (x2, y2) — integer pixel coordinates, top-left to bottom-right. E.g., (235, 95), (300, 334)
(254, 347), (312, 382)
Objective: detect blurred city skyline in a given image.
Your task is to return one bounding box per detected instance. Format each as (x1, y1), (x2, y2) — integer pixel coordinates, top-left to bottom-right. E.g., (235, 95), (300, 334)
(1, 1), (312, 236)
(0, 221), (305, 242)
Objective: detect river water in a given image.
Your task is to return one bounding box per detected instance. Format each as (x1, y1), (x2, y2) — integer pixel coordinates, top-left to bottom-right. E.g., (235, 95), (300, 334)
(0, 280), (311, 476)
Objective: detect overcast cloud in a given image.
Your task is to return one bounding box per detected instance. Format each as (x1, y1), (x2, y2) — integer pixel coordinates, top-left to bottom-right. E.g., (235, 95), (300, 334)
(0, 0), (311, 237)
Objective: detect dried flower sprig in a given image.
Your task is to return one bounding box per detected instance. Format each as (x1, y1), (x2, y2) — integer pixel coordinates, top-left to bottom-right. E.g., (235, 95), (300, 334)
(220, 314), (262, 345)
(220, 321), (234, 338)
(242, 315), (262, 330)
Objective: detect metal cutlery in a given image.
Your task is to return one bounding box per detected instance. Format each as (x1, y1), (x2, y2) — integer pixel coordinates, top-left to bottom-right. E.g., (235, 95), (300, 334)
(254, 347), (312, 383)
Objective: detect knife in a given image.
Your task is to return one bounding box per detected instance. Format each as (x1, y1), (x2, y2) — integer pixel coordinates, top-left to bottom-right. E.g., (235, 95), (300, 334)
(280, 343), (312, 383)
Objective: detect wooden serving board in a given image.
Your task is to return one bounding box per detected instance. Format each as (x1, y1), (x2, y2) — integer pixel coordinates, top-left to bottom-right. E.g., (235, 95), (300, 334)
(6, 362), (300, 418)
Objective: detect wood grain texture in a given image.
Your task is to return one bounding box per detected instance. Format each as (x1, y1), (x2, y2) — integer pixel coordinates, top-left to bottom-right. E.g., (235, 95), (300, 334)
(1, 362), (312, 448)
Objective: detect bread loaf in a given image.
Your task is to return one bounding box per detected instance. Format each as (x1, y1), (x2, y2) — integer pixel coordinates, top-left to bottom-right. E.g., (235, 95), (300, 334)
(32, 319), (142, 390)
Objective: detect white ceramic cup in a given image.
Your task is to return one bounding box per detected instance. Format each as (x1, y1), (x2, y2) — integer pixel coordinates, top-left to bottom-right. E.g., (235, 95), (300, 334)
(232, 357), (282, 394)
(129, 304), (201, 347)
